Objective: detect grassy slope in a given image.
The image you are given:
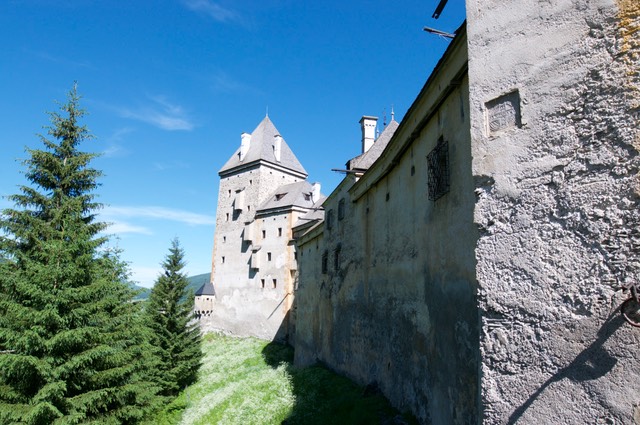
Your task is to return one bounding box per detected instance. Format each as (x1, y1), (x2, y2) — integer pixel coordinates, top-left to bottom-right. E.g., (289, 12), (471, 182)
(148, 333), (416, 425)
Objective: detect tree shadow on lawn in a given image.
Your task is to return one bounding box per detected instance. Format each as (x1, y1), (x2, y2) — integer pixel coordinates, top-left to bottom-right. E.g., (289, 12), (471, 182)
(261, 342), (417, 425)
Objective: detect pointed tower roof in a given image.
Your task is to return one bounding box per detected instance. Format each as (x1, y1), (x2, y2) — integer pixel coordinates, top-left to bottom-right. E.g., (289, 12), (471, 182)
(195, 281), (215, 296)
(219, 116), (307, 177)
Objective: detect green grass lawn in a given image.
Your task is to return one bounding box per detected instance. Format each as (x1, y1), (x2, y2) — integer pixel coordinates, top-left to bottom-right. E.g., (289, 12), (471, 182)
(148, 333), (416, 425)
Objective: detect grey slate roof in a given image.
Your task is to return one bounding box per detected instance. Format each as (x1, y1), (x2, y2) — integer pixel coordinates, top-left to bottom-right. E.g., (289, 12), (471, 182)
(293, 197), (326, 228)
(347, 119), (399, 171)
(219, 116), (308, 176)
(195, 281), (216, 296)
(257, 181), (319, 213)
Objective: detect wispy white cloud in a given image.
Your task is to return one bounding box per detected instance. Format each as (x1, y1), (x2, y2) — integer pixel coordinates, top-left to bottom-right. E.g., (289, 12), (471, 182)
(130, 266), (162, 288)
(210, 70), (255, 94)
(116, 96), (194, 131)
(103, 206), (215, 226)
(182, 0), (241, 24)
(29, 49), (93, 69)
(102, 127), (134, 158)
(105, 221), (153, 235)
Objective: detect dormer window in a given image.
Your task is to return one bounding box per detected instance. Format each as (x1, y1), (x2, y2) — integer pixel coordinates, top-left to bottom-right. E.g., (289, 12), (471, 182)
(303, 193), (311, 201)
(275, 193), (286, 201)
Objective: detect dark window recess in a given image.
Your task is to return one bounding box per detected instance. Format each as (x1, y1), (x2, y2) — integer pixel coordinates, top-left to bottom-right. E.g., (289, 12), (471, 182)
(267, 252), (272, 261)
(326, 210), (334, 230)
(334, 246), (341, 270)
(275, 193), (286, 201)
(262, 230), (266, 238)
(411, 165), (415, 176)
(222, 256), (225, 264)
(338, 198), (345, 220)
(427, 137), (450, 201)
(261, 279), (265, 289)
(321, 251), (328, 274)
(278, 227), (283, 237)
(272, 279), (277, 289)
(304, 193), (311, 201)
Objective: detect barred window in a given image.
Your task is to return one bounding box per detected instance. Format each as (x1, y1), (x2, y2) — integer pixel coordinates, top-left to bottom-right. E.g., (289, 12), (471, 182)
(427, 137), (450, 201)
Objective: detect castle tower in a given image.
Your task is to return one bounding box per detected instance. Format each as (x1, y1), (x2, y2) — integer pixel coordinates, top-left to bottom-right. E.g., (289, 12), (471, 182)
(203, 116), (318, 341)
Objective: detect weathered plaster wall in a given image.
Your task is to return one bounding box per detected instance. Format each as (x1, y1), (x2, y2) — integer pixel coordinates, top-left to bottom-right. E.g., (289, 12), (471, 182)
(295, 33), (478, 424)
(467, 0), (640, 422)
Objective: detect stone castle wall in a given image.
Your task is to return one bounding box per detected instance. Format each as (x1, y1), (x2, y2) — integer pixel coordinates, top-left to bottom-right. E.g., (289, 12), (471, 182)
(294, 33), (478, 424)
(467, 0), (640, 422)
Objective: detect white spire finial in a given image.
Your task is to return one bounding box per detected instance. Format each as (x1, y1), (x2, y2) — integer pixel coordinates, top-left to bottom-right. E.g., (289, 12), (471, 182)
(391, 105), (395, 122)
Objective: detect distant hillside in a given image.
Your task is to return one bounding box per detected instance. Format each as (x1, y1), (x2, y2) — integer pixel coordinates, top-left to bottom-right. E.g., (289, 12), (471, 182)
(132, 284), (151, 301)
(186, 273), (211, 295)
(131, 272), (210, 301)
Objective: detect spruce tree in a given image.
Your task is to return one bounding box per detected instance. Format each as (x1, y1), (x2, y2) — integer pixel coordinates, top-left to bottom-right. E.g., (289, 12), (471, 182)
(0, 85), (159, 424)
(146, 239), (202, 397)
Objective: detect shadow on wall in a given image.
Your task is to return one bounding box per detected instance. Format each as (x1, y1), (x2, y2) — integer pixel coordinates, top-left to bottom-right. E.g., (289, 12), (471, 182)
(260, 335), (418, 425)
(507, 312), (625, 424)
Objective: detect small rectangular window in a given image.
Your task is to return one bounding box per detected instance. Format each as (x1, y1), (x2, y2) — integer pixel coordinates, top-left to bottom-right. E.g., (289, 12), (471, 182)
(267, 252), (272, 261)
(262, 230), (266, 238)
(226, 213), (230, 221)
(272, 279), (277, 289)
(278, 227), (283, 237)
(334, 247), (341, 270)
(222, 256), (225, 264)
(261, 279), (265, 289)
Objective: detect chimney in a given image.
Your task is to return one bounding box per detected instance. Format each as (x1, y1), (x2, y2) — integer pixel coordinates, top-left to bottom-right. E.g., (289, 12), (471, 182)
(240, 132), (251, 161)
(273, 135), (283, 162)
(311, 182), (321, 203)
(360, 116), (378, 153)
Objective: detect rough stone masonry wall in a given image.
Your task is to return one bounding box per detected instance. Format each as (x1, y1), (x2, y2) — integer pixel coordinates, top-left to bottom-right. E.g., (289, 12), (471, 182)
(467, 0), (640, 423)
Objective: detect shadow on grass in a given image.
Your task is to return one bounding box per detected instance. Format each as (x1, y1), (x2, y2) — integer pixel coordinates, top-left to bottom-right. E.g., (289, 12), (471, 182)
(261, 341), (417, 425)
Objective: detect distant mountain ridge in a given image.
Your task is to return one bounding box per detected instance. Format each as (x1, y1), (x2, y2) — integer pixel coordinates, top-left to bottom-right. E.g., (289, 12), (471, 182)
(132, 273), (210, 301)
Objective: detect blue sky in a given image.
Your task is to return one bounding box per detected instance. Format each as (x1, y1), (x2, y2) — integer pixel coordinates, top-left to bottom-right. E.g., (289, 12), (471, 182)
(0, 0), (466, 287)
